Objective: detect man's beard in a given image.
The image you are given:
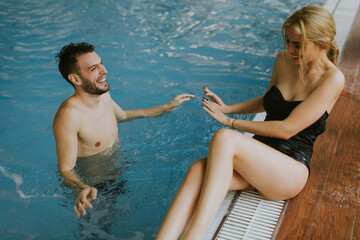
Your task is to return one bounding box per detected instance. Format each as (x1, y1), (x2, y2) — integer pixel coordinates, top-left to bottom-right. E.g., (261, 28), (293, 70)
(81, 76), (110, 95)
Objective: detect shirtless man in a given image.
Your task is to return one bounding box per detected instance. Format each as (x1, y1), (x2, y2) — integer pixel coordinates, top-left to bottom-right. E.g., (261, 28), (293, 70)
(53, 42), (194, 216)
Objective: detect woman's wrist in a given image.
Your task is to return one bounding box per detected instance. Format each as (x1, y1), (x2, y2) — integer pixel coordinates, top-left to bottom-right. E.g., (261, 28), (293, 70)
(225, 117), (234, 128)
(231, 118), (237, 128)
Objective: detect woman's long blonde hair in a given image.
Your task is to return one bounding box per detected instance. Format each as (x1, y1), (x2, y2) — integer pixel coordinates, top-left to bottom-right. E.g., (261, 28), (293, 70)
(281, 4), (339, 81)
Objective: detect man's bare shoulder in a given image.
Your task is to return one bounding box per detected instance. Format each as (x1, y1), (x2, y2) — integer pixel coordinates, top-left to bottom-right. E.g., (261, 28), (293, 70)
(53, 96), (83, 130)
(56, 96), (83, 116)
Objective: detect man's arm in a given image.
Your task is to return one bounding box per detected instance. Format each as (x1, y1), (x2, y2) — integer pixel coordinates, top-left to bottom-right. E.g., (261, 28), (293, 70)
(53, 105), (89, 190)
(112, 93), (195, 121)
(54, 105), (99, 217)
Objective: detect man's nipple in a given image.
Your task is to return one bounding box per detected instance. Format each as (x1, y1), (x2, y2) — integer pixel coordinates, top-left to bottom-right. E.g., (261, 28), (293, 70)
(95, 141), (101, 147)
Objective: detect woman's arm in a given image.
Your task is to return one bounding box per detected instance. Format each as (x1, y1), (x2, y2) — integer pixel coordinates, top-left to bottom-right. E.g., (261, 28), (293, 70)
(203, 86), (265, 114)
(205, 52), (282, 115)
(226, 96), (265, 114)
(202, 66), (344, 139)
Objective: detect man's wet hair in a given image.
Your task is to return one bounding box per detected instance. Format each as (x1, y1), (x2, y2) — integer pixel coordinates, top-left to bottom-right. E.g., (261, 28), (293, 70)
(55, 42), (95, 87)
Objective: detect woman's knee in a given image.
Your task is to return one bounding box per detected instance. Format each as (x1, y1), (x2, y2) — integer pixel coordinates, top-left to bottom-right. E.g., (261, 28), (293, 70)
(210, 129), (247, 153)
(213, 128), (233, 139)
(212, 129), (246, 144)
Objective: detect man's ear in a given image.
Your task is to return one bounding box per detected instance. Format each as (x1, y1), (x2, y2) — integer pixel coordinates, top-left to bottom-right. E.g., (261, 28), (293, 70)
(68, 73), (82, 86)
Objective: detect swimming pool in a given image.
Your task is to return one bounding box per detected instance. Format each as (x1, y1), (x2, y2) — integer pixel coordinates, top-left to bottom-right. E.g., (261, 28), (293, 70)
(0, 0), (324, 239)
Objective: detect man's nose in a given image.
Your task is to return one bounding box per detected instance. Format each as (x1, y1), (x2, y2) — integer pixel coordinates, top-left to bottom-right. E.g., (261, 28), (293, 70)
(100, 65), (107, 74)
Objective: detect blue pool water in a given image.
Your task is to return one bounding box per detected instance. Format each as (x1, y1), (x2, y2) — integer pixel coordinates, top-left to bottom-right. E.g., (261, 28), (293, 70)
(0, 0), (323, 239)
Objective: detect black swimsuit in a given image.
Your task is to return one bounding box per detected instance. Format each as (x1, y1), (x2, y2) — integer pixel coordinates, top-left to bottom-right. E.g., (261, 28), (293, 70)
(253, 86), (328, 172)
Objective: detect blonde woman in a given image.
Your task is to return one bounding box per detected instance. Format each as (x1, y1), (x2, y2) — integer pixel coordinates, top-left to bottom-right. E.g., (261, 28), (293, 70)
(156, 4), (344, 239)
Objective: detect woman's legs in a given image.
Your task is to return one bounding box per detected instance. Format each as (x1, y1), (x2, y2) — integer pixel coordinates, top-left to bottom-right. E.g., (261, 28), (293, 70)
(182, 129), (309, 239)
(155, 158), (206, 240)
(156, 158), (252, 240)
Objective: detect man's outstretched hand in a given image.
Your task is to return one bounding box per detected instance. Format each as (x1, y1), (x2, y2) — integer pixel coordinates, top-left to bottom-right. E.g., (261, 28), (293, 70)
(167, 93), (195, 112)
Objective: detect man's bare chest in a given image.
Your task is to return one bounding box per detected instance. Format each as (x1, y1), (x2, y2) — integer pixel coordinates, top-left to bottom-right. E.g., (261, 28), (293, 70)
(77, 107), (118, 155)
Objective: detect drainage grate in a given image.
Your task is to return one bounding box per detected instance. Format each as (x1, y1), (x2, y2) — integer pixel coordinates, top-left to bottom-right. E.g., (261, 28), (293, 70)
(214, 190), (285, 240)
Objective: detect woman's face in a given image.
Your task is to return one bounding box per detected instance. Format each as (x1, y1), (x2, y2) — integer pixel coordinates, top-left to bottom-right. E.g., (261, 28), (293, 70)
(286, 27), (319, 65)
(285, 27), (301, 64)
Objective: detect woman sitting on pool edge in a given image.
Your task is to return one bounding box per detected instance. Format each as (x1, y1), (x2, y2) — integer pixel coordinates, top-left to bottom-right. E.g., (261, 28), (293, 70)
(156, 4), (344, 240)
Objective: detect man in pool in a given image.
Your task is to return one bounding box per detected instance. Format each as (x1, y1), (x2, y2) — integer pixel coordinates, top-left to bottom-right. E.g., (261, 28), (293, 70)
(53, 42), (194, 217)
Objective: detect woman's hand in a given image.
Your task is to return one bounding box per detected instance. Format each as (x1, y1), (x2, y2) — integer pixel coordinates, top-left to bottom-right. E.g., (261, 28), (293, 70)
(202, 97), (231, 127)
(74, 187), (98, 217)
(203, 86), (230, 113)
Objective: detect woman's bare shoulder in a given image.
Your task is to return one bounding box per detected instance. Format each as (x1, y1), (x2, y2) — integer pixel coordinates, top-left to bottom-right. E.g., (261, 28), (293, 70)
(321, 65), (345, 89)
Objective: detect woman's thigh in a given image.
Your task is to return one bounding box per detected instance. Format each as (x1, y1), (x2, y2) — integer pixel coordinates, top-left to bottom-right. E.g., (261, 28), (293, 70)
(216, 129), (309, 201)
(197, 157), (253, 191)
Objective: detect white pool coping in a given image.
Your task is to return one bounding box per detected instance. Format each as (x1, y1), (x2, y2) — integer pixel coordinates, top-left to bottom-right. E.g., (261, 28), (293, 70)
(205, 1), (360, 239)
